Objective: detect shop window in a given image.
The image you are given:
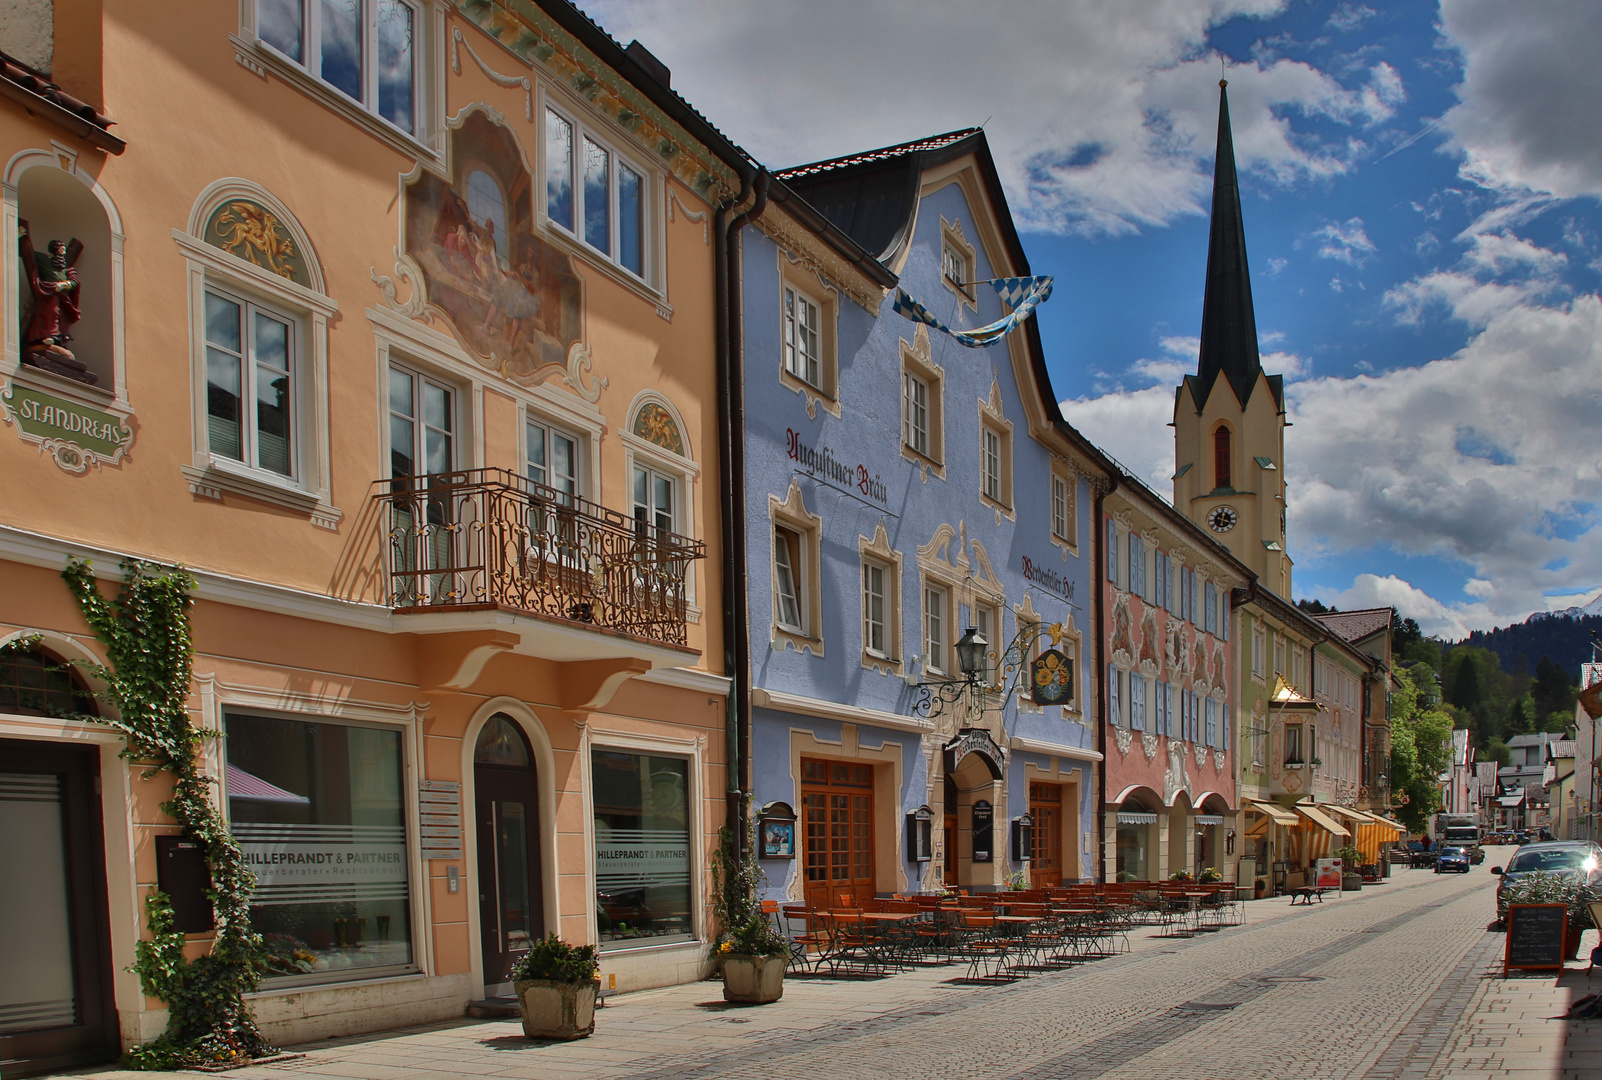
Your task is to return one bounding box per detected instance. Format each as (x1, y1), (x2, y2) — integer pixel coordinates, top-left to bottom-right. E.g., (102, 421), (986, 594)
(253, 0), (424, 136)
(225, 713), (413, 984)
(0, 647), (96, 717)
(592, 750), (691, 950)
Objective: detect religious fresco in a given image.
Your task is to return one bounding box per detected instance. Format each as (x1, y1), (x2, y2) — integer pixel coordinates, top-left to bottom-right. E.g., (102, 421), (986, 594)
(404, 110), (582, 382)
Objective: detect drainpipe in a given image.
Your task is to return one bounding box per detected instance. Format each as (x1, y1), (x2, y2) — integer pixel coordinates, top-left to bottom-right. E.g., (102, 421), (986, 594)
(716, 167), (768, 857)
(1093, 472), (1118, 883)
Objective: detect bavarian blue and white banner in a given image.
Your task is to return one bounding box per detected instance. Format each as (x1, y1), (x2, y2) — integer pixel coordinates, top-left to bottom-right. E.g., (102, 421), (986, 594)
(892, 275), (1054, 348)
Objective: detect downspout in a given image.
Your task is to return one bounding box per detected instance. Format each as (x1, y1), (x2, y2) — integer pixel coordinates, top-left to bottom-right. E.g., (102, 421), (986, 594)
(1093, 471), (1118, 883)
(717, 167), (769, 856)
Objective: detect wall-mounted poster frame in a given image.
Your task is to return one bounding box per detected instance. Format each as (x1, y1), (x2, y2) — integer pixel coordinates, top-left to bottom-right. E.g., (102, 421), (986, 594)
(759, 801), (796, 859)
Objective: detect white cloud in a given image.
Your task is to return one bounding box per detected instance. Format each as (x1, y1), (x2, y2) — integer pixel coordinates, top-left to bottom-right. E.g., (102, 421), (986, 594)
(582, 0), (1402, 236)
(1287, 294), (1602, 626)
(1326, 3), (1377, 33)
(1066, 294), (1602, 632)
(1383, 270), (1554, 327)
(1439, 0), (1602, 199)
(1311, 216), (1377, 265)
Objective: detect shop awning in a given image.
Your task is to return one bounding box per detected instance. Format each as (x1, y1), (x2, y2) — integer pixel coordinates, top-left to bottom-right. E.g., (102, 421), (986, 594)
(225, 764), (309, 804)
(1195, 814), (1224, 826)
(1117, 812), (1158, 825)
(1294, 803), (1351, 837)
(1369, 815), (1407, 833)
(1245, 799), (1301, 827)
(1324, 805), (1370, 826)
(1497, 794), (1525, 808)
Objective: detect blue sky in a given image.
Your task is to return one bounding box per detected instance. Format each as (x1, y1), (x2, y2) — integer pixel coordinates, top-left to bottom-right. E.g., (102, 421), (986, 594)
(586, 0), (1602, 638)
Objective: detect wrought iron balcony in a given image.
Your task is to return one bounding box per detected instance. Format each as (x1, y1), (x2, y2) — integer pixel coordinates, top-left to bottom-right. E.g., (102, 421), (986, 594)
(376, 467), (704, 647)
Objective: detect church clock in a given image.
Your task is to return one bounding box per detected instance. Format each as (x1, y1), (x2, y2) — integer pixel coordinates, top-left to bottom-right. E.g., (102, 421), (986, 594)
(1207, 505), (1238, 533)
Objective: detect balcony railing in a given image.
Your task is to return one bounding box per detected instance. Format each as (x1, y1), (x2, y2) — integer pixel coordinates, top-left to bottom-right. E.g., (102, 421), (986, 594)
(376, 467), (704, 647)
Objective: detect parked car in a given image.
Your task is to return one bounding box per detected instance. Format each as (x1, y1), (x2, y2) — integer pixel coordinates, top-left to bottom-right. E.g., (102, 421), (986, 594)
(1491, 840), (1602, 921)
(1515, 831), (1532, 845)
(1435, 846), (1472, 874)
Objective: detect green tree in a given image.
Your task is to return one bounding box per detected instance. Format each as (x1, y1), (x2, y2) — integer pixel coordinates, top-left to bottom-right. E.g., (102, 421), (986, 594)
(1531, 655), (1577, 727)
(1390, 663), (1455, 834)
(1484, 737), (1512, 767)
(1503, 695), (1535, 737)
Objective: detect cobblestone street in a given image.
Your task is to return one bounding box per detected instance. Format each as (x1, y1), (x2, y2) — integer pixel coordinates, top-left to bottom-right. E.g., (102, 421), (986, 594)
(74, 859), (1602, 1080)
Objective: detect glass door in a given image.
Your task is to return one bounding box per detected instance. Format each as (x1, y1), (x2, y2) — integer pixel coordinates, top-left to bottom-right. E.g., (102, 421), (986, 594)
(0, 740), (116, 1075)
(473, 717), (543, 994)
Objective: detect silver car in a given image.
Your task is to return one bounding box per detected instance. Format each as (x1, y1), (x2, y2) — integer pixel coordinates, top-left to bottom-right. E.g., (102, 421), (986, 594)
(1491, 840), (1602, 921)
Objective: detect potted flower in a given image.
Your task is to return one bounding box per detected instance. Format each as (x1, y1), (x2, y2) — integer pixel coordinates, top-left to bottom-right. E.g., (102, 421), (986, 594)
(1197, 867), (1223, 884)
(712, 821), (787, 1004)
(1003, 869), (1030, 891)
(510, 934), (600, 1040)
(1497, 871), (1602, 960)
(1335, 845), (1365, 891)
(1169, 869), (1194, 882)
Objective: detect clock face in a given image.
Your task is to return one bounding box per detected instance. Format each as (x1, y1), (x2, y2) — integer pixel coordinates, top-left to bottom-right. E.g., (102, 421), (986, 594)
(1208, 505), (1239, 533)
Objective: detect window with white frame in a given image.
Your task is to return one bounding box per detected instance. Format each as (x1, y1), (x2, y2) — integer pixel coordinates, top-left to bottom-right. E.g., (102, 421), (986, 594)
(774, 525), (806, 634)
(903, 370), (930, 457)
(1274, 636), (1287, 678)
(1252, 626), (1266, 680)
(972, 601), (999, 684)
(1051, 470), (1072, 542)
(388, 362), (454, 478)
(527, 416), (579, 502)
(901, 344), (943, 466)
(862, 559), (892, 659)
(783, 285), (822, 388)
(942, 242), (969, 291)
(1285, 722), (1304, 764)
(256, 0), (420, 134)
(205, 286), (297, 478)
(924, 585), (950, 674)
(979, 419), (1012, 509)
(633, 464), (678, 543)
(982, 427), (1002, 503)
(544, 106), (649, 280)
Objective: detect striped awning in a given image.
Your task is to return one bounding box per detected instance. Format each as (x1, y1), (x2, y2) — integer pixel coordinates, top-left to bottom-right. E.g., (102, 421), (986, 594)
(225, 764), (309, 803)
(1117, 812), (1158, 825)
(1195, 814), (1225, 826)
(1245, 799), (1301, 827)
(1295, 803), (1351, 838)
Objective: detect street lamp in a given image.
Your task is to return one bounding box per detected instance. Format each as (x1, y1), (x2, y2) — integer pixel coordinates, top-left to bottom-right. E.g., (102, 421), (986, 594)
(955, 627), (988, 684)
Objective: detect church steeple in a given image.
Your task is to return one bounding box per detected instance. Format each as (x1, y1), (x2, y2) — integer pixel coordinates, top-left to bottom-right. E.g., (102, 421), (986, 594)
(1191, 80), (1271, 410)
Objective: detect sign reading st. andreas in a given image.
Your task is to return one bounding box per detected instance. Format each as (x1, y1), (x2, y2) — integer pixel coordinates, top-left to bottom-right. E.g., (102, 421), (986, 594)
(1, 380), (133, 473)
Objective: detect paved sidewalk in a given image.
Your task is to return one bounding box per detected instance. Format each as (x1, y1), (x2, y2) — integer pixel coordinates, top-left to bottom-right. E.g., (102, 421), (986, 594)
(71, 867), (1602, 1080)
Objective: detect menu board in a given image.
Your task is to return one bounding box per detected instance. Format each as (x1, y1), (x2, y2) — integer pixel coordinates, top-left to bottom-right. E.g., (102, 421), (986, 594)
(1315, 859), (1342, 889)
(1504, 903), (1567, 974)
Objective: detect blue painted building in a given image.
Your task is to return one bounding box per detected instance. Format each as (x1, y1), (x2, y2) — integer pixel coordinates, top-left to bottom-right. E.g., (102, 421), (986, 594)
(737, 131), (1106, 904)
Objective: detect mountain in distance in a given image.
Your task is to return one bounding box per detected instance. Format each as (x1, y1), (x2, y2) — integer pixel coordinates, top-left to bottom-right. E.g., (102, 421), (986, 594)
(1456, 593), (1602, 681)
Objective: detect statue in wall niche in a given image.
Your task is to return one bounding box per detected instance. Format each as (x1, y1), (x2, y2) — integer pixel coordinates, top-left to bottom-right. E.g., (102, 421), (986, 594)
(18, 220), (94, 384)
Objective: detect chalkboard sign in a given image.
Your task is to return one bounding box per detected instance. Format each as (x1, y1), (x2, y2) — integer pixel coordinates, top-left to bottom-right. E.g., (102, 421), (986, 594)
(1504, 903), (1567, 974)
(972, 800), (994, 862)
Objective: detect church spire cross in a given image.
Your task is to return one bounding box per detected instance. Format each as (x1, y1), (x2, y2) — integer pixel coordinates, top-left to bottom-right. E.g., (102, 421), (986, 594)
(1193, 79), (1266, 410)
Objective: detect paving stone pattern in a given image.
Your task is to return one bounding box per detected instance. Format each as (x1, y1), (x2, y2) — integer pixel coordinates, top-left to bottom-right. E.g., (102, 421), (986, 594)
(75, 861), (1602, 1080)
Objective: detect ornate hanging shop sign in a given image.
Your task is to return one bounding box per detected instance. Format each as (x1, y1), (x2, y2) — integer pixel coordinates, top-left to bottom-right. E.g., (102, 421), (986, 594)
(1, 381), (132, 472)
(1030, 648), (1074, 706)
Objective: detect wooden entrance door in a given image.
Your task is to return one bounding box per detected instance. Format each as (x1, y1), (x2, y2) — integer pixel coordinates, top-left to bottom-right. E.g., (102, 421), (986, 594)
(1029, 783), (1063, 888)
(0, 739), (117, 1077)
(801, 760), (874, 909)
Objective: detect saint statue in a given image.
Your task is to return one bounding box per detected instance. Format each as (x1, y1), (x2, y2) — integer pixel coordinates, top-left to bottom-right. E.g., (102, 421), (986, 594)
(18, 220), (93, 384)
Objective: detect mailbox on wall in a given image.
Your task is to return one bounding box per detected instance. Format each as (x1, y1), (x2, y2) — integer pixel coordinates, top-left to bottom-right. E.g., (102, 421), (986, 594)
(906, 805), (933, 862)
(971, 799), (994, 862)
(1011, 813), (1035, 863)
(156, 834), (214, 933)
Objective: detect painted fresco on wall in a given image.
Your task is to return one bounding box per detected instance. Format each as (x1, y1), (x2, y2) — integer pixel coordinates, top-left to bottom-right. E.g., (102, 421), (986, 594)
(205, 199), (311, 286)
(404, 110), (582, 383)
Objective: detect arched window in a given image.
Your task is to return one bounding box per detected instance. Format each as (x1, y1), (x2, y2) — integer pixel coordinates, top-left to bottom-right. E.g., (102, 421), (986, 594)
(0, 647), (97, 717)
(474, 713), (532, 767)
(1213, 427), (1232, 490)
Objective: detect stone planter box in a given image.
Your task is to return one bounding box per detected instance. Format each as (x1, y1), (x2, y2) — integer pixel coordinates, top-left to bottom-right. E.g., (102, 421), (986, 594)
(514, 978), (599, 1040)
(1342, 873), (1362, 891)
(721, 954), (785, 1004)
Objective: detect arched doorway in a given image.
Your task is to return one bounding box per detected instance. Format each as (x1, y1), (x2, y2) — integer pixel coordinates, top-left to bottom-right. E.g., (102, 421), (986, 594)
(0, 647), (117, 1074)
(474, 714), (544, 993)
(1115, 796), (1158, 881)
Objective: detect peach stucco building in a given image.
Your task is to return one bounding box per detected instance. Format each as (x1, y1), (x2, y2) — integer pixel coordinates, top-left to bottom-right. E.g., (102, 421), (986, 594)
(0, 2), (750, 1071)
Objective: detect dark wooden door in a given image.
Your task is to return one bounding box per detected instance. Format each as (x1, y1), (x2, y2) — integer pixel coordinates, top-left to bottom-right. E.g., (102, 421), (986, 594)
(0, 739), (117, 1077)
(800, 760), (874, 909)
(475, 765), (543, 990)
(1029, 782), (1064, 888)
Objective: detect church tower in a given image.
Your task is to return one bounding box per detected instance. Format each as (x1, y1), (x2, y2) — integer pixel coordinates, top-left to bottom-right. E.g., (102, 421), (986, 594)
(1174, 80), (1293, 596)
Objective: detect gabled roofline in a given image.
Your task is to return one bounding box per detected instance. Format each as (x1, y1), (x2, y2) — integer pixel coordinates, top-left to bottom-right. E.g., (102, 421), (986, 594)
(764, 179), (898, 289)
